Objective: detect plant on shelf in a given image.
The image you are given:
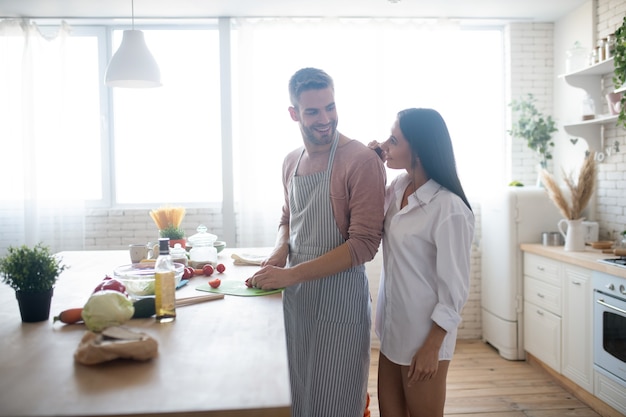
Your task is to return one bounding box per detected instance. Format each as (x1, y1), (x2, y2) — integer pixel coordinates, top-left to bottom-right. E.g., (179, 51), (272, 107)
(613, 15), (626, 128)
(0, 243), (68, 322)
(508, 93), (558, 169)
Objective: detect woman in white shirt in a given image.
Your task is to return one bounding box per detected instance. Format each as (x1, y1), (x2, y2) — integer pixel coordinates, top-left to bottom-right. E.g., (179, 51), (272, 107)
(369, 108), (474, 417)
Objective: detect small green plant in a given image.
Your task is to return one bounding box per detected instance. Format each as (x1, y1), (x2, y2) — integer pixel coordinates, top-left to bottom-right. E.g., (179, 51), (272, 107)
(0, 243), (67, 293)
(613, 16), (626, 128)
(508, 93), (558, 168)
(159, 225), (185, 240)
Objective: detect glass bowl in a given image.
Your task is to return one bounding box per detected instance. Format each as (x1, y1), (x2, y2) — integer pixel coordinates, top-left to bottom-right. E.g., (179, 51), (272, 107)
(113, 263), (184, 299)
(214, 241), (227, 253)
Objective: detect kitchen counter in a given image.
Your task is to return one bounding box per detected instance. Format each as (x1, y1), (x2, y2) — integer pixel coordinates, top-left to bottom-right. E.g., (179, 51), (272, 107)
(520, 243), (626, 279)
(0, 249), (290, 417)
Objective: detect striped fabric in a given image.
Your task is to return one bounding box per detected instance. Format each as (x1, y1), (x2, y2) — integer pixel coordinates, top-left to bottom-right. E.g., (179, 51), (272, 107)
(284, 134), (371, 417)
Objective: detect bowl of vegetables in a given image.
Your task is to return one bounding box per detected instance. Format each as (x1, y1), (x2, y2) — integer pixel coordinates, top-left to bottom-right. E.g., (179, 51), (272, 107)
(113, 263), (185, 299)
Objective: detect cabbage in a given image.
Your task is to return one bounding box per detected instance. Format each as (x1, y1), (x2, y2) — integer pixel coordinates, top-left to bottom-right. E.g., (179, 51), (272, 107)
(81, 290), (135, 332)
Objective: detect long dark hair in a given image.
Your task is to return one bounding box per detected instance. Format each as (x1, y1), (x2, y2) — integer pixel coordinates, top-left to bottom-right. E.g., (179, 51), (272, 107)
(398, 108), (472, 211)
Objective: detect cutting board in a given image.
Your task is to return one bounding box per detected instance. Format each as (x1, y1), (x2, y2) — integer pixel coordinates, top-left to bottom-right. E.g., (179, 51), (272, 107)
(196, 280), (283, 297)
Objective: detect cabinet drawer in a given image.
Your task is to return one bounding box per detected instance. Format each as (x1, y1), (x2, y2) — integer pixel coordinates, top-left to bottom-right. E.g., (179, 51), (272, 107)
(524, 253), (561, 286)
(524, 276), (561, 315)
(524, 301), (561, 372)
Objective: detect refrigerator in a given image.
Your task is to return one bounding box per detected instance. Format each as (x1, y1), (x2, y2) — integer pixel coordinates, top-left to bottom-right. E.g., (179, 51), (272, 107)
(480, 186), (563, 360)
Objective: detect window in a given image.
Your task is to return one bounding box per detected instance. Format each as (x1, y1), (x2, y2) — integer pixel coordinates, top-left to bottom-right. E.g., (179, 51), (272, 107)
(111, 28), (222, 205)
(0, 24), (103, 201)
(2, 18), (505, 249)
(232, 19), (505, 215)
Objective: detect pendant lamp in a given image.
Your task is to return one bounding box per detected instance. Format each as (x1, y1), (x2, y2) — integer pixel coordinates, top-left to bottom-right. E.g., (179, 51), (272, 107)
(105, 0), (161, 88)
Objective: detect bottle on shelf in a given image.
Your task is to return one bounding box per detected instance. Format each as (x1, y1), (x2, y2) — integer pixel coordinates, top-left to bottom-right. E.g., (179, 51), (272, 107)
(155, 237), (176, 323)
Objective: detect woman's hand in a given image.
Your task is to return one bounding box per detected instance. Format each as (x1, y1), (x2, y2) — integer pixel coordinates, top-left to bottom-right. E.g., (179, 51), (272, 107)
(407, 346), (439, 386)
(407, 324), (447, 386)
(367, 140), (385, 160)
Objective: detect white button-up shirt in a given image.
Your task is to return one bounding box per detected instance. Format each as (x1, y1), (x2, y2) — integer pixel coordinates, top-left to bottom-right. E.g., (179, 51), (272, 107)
(375, 175), (474, 365)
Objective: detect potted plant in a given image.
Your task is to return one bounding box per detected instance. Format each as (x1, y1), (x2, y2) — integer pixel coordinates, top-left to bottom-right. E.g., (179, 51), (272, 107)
(159, 225), (186, 248)
(149, 206), (187, 248)
(508, 93), (558, 171)
(612, 15), (626, 128)
(0, 243), (68, 322)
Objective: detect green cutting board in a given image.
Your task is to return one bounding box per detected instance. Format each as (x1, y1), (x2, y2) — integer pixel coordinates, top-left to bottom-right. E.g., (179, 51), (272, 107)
(196, 280), (283, 297)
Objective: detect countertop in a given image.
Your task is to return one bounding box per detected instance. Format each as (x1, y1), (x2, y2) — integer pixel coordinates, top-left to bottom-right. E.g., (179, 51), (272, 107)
(0, 248), (290, 417)
(520, 243), (626, 279)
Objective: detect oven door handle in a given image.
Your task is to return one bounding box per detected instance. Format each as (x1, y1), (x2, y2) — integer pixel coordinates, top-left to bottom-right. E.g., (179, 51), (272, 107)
(596, 298), (626, 315)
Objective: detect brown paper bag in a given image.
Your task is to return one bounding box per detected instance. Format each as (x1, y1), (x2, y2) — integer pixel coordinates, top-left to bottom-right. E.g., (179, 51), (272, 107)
(74, 326), (158, 365)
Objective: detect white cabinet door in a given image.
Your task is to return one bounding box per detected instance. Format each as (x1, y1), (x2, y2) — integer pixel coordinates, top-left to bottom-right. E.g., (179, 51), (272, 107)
(562, 264), (593, 393)
(524, 300), (561, 372)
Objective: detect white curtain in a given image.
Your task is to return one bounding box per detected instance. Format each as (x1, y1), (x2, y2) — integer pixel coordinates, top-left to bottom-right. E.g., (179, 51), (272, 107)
(0, 20), (85, 256)
(232, 18), (504, 247)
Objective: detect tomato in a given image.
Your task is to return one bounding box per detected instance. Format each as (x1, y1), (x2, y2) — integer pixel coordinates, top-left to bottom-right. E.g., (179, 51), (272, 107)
(245, 277), (253, 288)
(208, 278), (221, 288)
(216, 263), (226, 273)
(182, 267), (192, 279)
(93, 276), (127, 294)
(202, 264), (214, 276)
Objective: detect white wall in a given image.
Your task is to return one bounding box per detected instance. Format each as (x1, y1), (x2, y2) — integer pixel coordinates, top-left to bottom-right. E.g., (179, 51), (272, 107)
(594, 0), (626, 239)
(553, 0), (626, 239)
(554, 1), (596, 187)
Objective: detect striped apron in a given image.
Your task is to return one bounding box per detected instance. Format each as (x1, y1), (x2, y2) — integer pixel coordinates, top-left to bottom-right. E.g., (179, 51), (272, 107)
(285, 134), (371, 417)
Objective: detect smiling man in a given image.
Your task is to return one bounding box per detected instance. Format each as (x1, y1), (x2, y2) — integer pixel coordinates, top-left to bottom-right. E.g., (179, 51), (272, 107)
(249, 67), (386, 416)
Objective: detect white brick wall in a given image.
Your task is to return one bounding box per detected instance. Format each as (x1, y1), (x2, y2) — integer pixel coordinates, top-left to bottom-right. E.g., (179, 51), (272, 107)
(596, 0), (626, 240)
(84, 208), (224, 250)
(507, 22), (556, 185)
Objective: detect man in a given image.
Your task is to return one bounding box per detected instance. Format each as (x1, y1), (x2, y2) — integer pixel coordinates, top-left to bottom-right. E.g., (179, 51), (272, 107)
(250, 68), (386, 417)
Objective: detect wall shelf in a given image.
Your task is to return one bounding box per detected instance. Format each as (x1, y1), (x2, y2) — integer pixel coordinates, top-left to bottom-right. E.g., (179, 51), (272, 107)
(559, 58), (619, 153)
(563, 115), (618, 149)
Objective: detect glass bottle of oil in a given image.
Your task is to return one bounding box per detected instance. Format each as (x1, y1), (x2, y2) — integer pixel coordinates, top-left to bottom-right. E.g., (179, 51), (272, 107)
(155, 237), (176, 323)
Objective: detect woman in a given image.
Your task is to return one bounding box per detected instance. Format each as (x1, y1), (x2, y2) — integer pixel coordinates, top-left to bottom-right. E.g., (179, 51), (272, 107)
(369, 108), (474, 417)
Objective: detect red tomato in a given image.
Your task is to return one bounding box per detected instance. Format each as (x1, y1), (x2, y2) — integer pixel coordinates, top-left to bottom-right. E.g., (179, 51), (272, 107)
(182, 267), (192, 279)
(216, 264), (226, 273)
(208, 278), (221, 288)
(203, 264), (214, 276)
(93, 277), (127, 294)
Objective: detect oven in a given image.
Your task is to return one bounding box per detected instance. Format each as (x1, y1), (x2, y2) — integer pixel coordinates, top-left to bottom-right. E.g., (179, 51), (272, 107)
(593, 271), (626, 387)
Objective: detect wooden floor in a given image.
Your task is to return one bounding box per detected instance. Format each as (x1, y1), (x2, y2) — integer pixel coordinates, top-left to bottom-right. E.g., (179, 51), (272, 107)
(368, 339), (603, 417)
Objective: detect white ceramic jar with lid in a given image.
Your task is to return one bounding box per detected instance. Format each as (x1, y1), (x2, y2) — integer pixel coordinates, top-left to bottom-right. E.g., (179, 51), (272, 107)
(187, 224), (217, 265)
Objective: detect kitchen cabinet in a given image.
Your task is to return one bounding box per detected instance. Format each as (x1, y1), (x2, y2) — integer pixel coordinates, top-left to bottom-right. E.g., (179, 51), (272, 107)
(562, 264), (593, 393)
(560, 57), (619, 151)
(523, 253), (595, 393)
(523, 253), (562, 371)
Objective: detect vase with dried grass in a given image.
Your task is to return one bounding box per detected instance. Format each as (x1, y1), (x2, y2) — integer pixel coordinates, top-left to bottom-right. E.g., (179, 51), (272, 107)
(540, 152), (597, 251)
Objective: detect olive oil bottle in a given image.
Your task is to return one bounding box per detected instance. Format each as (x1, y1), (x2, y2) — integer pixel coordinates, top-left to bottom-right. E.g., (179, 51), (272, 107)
(155, 238), (176, 323)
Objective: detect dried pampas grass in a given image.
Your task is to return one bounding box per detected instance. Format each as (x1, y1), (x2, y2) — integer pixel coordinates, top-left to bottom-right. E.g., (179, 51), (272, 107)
(540, 151), (597, 220)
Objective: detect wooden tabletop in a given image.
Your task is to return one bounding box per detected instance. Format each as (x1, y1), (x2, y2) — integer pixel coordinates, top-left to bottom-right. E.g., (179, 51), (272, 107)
(520, 243), (626, 279)
(0, 249), (291, 417)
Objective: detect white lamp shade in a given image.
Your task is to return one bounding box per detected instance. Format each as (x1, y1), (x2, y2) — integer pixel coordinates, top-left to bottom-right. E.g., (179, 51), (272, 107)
(105, 30), (162, 88)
